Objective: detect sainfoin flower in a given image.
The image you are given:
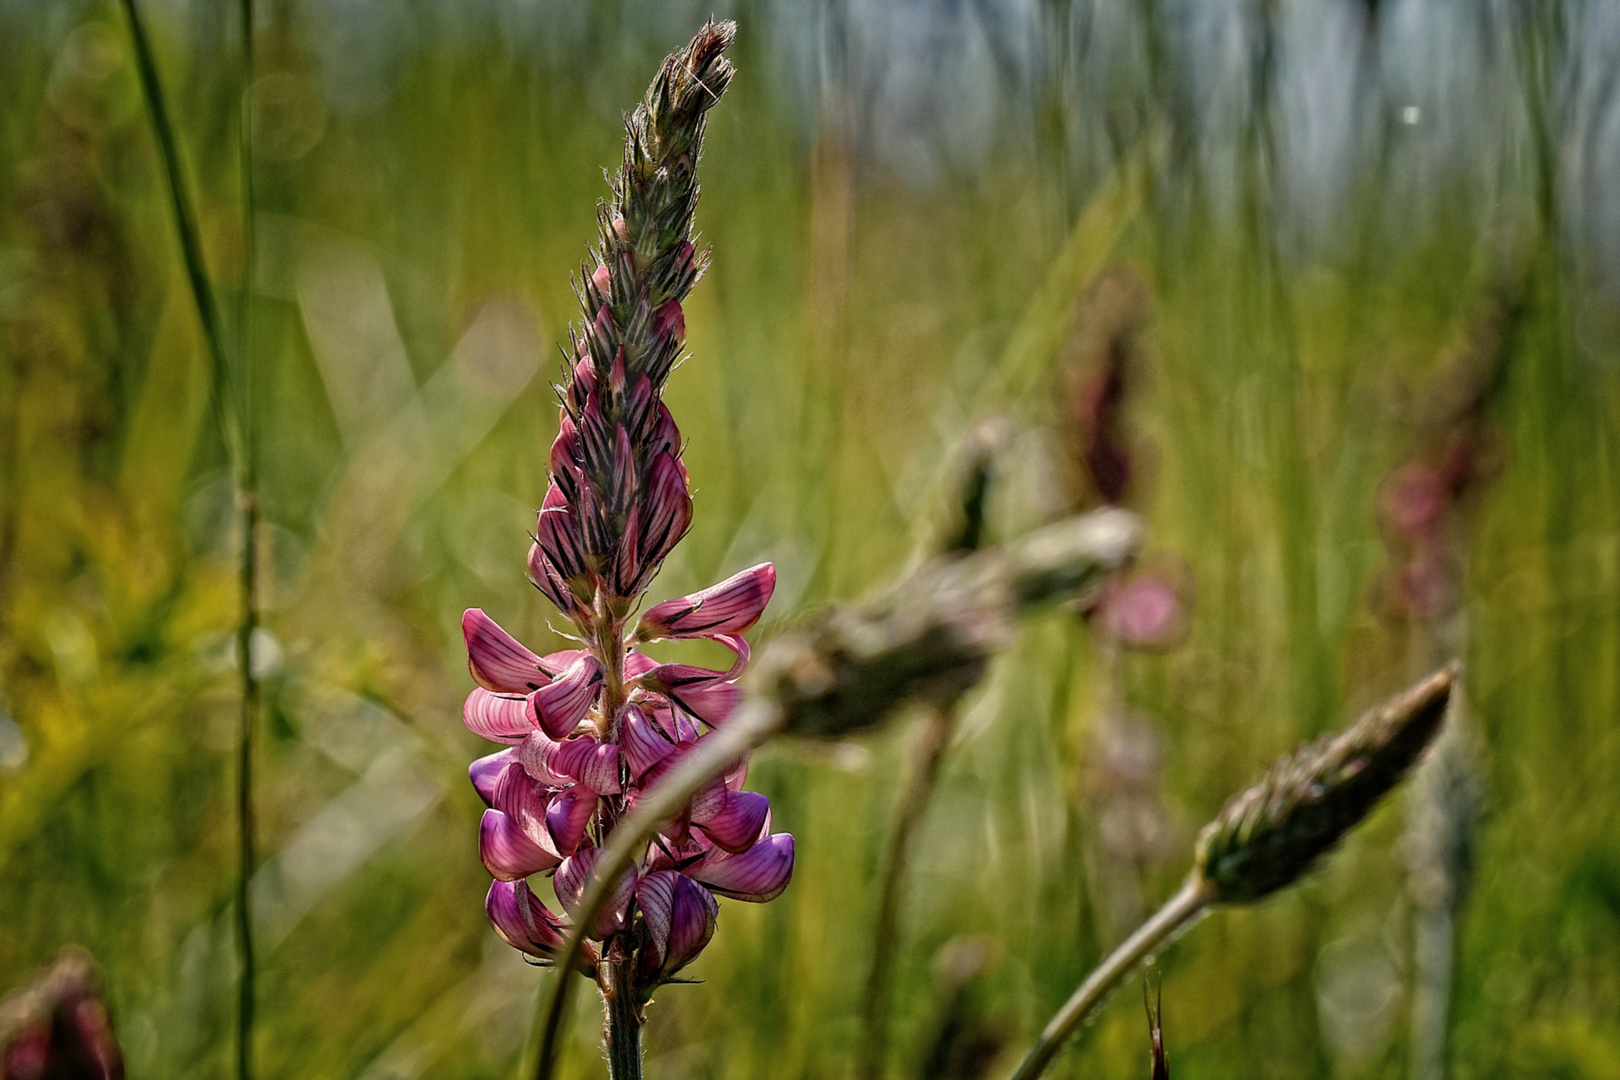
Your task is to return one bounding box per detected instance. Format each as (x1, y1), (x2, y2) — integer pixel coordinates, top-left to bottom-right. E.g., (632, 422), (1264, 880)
(457, 17), (792, 1018)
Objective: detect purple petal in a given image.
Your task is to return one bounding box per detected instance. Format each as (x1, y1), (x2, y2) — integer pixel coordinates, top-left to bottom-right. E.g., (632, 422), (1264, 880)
(464, 688), (533, 744)
(480, 809), (560, 881)
(486, 879), (566, 959)
(520, 730), (621, 795)
(620, 704), (675, 780)
(463, 609), (549, 692)
(636, 870), (717, 978)
(469, 748), (518, 807)
(637, 563), (776, 640)
(491, 764), (555, 852)
(527, 655), (604, 739)
(554, 847), (637, 940)
(692, 791), (771, 854)
(692, 833), (795, 902)
(545, 787), (597, 856)
(669, 682), (743, 728)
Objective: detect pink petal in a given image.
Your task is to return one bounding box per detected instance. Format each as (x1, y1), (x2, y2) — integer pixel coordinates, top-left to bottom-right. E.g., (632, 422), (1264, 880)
(469, 748), (519, 807)
(620, 704), (676, 780)
(637, 563), (776, 640)
(464, 688), (534, 744)
(480, 809), (560, 881)
(554, 847), (637, 940)
(637, 451), (693, 581)
(520, 730), (622, 795)
(623, 650), (660, 681)
(545, 787), (598, 856)
(491, 764), (555, 852)
(692, 833), (795, 902)
(463, 609), (549, 692)
(538, 484), (587, 581)
(487, 879), (567, 959)
(692, 791), (771, 854)
(636, 869), (717, 978)
(527, 655), (604, 739)
(669, 681), (743, 728)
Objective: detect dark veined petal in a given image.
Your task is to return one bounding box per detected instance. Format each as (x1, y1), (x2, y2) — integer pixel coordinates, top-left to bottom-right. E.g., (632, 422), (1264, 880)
(668, 681), (743, 728)
(636, 563), (776, 641)
(480, 809), (560, 881)
(491, 764), (555, 853)
(469, 748), (519, 807)
(463, 609), (550, 692)
(624, 650), (660, 682)
(464, 688), (534, 744)
(544, 787), (598, 856)
(620, 704), (676, 780)
(636, 451), (693, 582)
(692, 790), (771, 854)
(519, 730), (622, 795)
(692, 833), (795, 902)
(538, 484), (587, 582)
(637, 869), (718, 980)
(486, 879), (567, 959)
(555, 847), (637, 940)
(526, 655), (604, 739)
(528, 543), (583, 618)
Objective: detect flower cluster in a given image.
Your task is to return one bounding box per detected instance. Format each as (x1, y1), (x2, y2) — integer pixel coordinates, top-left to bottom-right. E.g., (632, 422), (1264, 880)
(457, 20), (792, 997)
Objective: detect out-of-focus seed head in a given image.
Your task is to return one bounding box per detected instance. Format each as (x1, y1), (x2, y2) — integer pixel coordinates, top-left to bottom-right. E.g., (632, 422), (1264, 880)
(1192, 663), (1458, 904)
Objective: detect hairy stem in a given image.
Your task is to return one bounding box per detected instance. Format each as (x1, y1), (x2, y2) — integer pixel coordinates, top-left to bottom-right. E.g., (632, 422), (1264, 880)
(1007, 876), (1212, 1080)
(857, 703), (955, 1080)
(602, 958), (642, 1080)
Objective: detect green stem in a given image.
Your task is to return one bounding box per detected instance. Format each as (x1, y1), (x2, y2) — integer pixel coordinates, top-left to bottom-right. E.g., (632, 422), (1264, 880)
(601, 958), (643, 1080)
(120, 4), (260, 1077)
(1007, 876), (1212, 1080)
(856, 704), (954, 1080)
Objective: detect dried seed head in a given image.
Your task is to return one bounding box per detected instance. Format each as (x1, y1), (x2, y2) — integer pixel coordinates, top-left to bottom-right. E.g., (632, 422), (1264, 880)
(1193, 663), (1458, 904)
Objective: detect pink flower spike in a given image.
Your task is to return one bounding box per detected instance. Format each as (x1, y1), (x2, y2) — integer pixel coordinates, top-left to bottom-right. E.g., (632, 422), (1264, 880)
(463, 609), (550, 692)
(692, 833), (795, 902)
(463, 688), (534, 744)
(469, 748), (519, 807)
(527, 655), (605, 739)
(486, 879), (568, 960)
(555, 847), (637, 940)
(480, 809), (561, 881)
(693, 791), (771, 854)
(636, 563), (776, 641)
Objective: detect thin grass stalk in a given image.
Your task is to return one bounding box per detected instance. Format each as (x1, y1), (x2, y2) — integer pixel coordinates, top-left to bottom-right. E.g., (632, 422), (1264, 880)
(233, 2), (260, 1078)
(856, 702), (956, 1080)
(1007, 877), (1212, 1080)
(120, 3), (260, 1077)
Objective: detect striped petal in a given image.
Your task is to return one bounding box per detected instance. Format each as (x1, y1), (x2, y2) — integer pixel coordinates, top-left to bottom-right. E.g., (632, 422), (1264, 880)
(636, 562), (776, 640)
(463, 609), (550, 692)
(692, 833), (795, 902)
(491, 764), (553, 851)
(692, 791), (771, 854)
(545, 787), (598, 856)
(668, 681), (743, 728)
(637, 869), (718, 979)
(527, 655), (604, 739)
(464, 688), (533, 744)
(620, 704), (676, 780)
(486, 879), (567, 960)
(469, 748), (519, 807)
(554, 847), (637, 940)
(520, 730), (621, 795)
(479, 809), (560, 881)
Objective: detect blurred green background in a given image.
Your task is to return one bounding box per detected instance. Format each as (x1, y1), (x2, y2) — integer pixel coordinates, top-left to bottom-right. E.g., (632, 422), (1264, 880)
(2, 1), (1618, 1078)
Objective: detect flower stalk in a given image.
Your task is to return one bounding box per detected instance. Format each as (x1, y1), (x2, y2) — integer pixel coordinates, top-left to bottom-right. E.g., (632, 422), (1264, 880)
(1010, 663), (1458, 1080)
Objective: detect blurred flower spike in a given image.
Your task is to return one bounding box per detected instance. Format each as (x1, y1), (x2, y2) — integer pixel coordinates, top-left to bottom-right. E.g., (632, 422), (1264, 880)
(457, 19), (792, 1005)
(0, 949), (124, 1080)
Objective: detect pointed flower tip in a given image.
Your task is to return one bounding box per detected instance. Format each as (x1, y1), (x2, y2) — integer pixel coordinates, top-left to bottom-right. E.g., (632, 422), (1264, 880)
(636, 562), (776, 641)
(1193, 663), (1457, 904)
